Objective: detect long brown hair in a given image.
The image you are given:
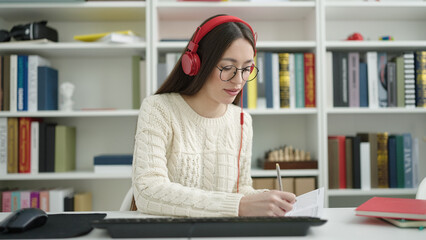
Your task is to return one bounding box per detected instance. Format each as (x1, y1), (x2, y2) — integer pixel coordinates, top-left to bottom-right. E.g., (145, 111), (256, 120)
(155, 14), (256, 105)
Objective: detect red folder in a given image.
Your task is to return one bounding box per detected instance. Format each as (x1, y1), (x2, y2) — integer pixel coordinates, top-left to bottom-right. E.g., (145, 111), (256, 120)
(355, 197), (426, 220)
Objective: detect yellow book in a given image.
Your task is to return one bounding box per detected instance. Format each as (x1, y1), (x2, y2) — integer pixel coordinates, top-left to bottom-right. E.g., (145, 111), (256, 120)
(377, 132), (389, 188)
(279, 53), (290, 108)
(74, 30), (136, 42)
(247, 56), (257, 109)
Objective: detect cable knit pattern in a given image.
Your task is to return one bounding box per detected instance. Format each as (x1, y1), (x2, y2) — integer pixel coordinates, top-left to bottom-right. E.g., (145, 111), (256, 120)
(132, 93), (263, 217)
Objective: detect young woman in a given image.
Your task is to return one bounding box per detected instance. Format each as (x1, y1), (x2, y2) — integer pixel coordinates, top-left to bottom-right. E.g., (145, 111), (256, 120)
(132, 14), (295, 217)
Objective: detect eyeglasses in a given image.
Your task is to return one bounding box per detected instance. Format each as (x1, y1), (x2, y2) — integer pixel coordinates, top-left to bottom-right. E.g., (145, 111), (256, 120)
(216, 64), (259, 82)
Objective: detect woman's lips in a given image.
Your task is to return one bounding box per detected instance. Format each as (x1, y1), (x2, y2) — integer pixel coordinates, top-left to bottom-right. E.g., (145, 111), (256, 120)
(224, 89), (240, 96)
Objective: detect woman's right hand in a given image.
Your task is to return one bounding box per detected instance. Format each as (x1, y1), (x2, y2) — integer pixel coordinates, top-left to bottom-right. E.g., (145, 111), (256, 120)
(238, 190), (296, 217)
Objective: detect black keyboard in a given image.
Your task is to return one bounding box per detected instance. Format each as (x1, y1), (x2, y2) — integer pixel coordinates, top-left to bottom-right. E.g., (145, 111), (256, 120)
(92, 216), (327, 238)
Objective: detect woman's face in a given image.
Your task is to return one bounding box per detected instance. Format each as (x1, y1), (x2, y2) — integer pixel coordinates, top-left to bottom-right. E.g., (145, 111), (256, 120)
(199, 38), (255, 106)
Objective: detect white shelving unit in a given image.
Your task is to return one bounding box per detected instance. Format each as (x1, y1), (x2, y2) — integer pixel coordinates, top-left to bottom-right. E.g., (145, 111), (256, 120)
(1, 0), (425, 210)
(321, 0), (426, 207)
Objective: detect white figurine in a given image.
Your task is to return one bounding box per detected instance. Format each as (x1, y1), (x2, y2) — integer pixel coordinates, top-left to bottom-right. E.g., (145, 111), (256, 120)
(59, 82), (75, 111)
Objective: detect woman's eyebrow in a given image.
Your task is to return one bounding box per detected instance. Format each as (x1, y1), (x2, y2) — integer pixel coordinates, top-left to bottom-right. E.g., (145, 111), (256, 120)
(220, 58), (254, 64)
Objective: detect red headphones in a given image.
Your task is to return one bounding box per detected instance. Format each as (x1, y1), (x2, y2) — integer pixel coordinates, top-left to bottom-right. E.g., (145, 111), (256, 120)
(181, 15), (257, 76)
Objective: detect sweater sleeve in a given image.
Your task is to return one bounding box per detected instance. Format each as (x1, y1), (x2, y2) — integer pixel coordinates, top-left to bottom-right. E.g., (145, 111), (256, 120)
(132, 96), (244, 217)
(237, 112), (269, 195)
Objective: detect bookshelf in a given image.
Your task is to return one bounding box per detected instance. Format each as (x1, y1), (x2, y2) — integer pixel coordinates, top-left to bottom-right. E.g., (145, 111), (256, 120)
(0, 0), (425, 210)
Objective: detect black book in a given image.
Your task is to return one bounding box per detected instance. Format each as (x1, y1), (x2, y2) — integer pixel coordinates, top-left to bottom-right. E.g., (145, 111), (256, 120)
(45, 123), (57, 172)
(38, 122), (47, 172)
(332, 52), (349, 107)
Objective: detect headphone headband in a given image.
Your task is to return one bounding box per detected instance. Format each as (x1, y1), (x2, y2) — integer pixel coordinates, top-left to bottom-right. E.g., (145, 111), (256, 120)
(182, 15), (257, 76)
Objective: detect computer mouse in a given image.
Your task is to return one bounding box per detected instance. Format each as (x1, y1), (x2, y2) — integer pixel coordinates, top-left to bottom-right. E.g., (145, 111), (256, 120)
(0, 208), (48, 233)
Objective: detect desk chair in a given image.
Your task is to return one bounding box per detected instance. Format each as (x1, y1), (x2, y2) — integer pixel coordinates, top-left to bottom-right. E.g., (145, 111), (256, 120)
(416, 177), (426, 200)
(120, 187), (137, 211)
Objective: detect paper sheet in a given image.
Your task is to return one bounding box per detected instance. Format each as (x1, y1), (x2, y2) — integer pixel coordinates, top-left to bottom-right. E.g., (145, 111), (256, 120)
(285, 187), (324, 218)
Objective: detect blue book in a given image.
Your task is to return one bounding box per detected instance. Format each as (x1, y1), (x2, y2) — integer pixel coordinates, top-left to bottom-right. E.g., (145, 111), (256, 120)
(17, 55), (28, 111)
(94, 154), (133, 165)
(38, 66), (58, 110)
(264, 52), (273, 108)
(11, 191), (21, 211)
(395, 135), (405, 188)
(402, 133), (413, 188)
(388, 136), (397, 188)
(359, 62), (368, 107)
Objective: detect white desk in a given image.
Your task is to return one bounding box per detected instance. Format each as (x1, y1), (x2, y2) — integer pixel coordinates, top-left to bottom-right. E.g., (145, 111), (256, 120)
(1, 208), (424, 239)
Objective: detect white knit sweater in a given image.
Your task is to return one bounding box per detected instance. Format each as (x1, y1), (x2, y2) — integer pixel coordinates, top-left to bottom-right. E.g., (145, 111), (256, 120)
(132, 93), (262, 217)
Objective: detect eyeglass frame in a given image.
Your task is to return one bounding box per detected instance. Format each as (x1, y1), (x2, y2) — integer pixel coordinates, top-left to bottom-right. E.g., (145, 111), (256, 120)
(215, 64), (259, 82)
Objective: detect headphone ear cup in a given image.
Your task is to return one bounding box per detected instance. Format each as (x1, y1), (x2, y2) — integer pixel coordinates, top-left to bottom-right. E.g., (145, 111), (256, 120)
(182, 51), (201, 76)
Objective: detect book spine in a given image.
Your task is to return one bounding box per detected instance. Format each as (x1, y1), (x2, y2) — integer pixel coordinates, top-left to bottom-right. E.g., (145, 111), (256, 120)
(376, 132), (389, 188)
(386, 62), (397, 107)
(31, 121), (39, 173)
(395, 56), (405, 107)
(54, 125), (76, 172)
(18, 117), (31, 173)
(295, 53), (305, 108)
(348, 52), (360, 107)
(304, 53), (315, 108)
(247, 55), (258, 109)
(352, 136), (361, 189)
(39, 190), (49, 212)
(9, 55), (17, 112)
(360, 142), (371, 190)
(0, 118), (7, 176)
(7, 117), (18, 173)
(402, 133), (413, 188)
(17, 55), (28, 111)
(264, 52), (273, 108)
(279, 53), (290, 108)
(30, 191), (40, 208)
(289, 54), (295, 109)
(332, 52), (347, 107)
(395, 135), (405, 188)
(256, 52), (266, 109)
(404, 52), (416, 108)
(415, 51), (426, 107)
(328, 138), (339, 189)
(359, 62), (369, 107)
(367, 52), (379, 108)
(11, 191), (20, 211)
(2, 55), (10, 111)
(272, 53), (280, 109)
(377, 52), (388, 107)
(388, 136), (397, 188)
(2, 191), (12, 212)
(345, 137), (353, 188)
(20, 191), (31, 209)
(28, 55), (51, 112)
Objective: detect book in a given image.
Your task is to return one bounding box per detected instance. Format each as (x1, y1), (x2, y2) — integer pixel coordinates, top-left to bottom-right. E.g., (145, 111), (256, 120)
(345, 137), (353, 189)
(357, 133), (378, 189)
(2, 55), (10, 111)
(18, 117), (32, 173)
(9, 55), (18, 112)
(17, 55), (28, 111)
(366, 52), (379, 108)
(74, 30), (139, 42)
(415, 51), (426, 107)
(304, 53), (315, 108)
(376, 132), (389, 188)
(386, 62), (397, 107)
(402, 133), (413, 188)
(256, 52), (266, 109)
(382, 218), (426, 228)
(7, 117), (19, 173)
(377, 52), (388, 107)
(54, 125), (76, 172)
(289, 53), (295, 109)
(30, 191), (40, 208)
(49, 188), (74, 212)
(355, 197), (426, 220)
(247, 55), (258, 109)
(395, 56), (405, 107)
(349, 136), (361, 189)
(403, 52), (416, 108)
(74, 192), (92, 211)
(294, 53), (305, 108)
(31, 120), (40, 173)
(45, 123), (57, 172)
(328, 136), (346, 189)
(272, 53), (280, 109)
(0, 118), (7, 176)
(39, 190), (50, 212)
(38, 66), (58, 110)
(278, 53), (290, 108)
(27, 55), (51, 112)
(388, 135), (397, 188)
(359, 62), (368, 107)
(360, 142), (371, 190)
(348, 52), (360, 107)
(328, 138), (340, 189)
(93, 154), (133, 165)
(332, 52), (348, 107)
(98, 32), (143, 43)
(264, 52), (274, 108)
(395, 135), (405, 188)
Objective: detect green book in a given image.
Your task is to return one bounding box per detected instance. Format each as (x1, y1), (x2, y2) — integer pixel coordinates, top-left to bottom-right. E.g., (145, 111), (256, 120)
(395, 56), (405, 107)
(55, 125), (76, 172)
(395, 135), (405, 188)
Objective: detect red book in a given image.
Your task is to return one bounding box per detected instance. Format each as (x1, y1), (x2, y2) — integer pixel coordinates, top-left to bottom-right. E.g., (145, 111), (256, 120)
(18, 117), (32, 173)
(328, 136), (346, 189)
(356, 197), (426, 220)
(304, 52), (316, 108)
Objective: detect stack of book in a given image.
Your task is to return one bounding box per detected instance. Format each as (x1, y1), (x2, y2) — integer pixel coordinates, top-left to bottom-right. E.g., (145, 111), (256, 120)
(355, 197), (426, 228)
(93, 154), (133, 174)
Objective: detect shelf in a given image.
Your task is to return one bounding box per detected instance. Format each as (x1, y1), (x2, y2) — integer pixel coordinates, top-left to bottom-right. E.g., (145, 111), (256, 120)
(0, 2), (147, 21)
(327, 188), (417, 197)
(251, 168), (319, 178)
(0, 172), (131, 180)
(326, 2), (426, 21)
(248, 108), (318, 115)
(156, 41), (317, 52)
(156, 1), (315, 21)
(326, 41), (426, 51)
(0, 42), (146, 57)
(327, 108), (426, 115)
(0, 110), (139, 118)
